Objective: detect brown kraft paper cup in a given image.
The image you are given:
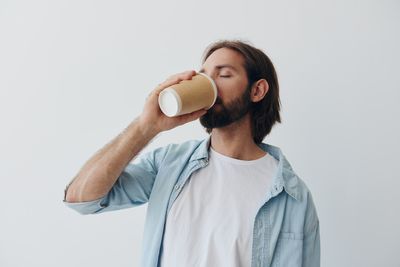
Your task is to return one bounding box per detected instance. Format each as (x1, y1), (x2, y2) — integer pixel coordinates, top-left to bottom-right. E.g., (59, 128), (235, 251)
(158, 73), (217, 117)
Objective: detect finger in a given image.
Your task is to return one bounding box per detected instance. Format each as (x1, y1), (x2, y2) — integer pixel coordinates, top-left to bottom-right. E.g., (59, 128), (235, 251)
(154, 70), (197, 94)
(154, 76), (182, 94)
(167, 70), (196, 81)
(166, 70), (197, 84)
(176, 109), (207, 125)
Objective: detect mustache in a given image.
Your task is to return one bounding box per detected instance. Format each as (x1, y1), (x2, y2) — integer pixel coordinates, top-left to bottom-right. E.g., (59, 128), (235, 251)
(214, 98), (223, 105)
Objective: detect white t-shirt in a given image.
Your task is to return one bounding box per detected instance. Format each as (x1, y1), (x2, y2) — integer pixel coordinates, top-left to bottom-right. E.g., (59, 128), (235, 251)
(160, 146), (279, 267)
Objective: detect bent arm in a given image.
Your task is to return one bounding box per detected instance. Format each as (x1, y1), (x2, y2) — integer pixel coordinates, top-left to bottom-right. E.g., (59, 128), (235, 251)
(64, 70), (206, 203)
(65, 117), (158, 203)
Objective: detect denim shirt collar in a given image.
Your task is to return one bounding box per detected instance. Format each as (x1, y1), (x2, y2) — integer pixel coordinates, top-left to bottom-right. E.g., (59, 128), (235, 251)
(189, 136), (302, 202)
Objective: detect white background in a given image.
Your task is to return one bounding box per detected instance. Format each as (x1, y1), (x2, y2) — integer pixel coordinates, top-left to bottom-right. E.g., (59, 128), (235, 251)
(1, 0), (399, 266)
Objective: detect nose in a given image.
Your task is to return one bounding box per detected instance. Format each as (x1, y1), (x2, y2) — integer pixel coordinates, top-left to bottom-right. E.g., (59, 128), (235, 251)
(198, 69), (215, 80)
(198, 70), (219, 93)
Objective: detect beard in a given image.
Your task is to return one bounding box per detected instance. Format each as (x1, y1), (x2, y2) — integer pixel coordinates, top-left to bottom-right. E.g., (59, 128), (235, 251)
(200, 84), (252, 130)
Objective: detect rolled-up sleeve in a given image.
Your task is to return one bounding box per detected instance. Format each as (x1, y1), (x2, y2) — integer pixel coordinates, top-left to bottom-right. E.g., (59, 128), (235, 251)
(63, 146), (166, 215)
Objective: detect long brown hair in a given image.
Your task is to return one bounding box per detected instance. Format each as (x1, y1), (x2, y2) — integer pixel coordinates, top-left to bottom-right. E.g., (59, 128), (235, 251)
(202, 40), (282, 143)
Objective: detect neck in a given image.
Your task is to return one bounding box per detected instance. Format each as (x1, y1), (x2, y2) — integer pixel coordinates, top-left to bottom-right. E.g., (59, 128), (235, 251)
(209, 114), (266, 160)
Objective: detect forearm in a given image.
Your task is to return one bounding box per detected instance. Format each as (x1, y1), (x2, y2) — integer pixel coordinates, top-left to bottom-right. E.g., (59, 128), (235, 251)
(64, 70), (204, 203)
(65, 117), (159, 203)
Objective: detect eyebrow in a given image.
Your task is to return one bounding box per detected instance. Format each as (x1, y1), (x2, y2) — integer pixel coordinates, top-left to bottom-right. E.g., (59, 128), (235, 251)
(199, 64), (238, 73)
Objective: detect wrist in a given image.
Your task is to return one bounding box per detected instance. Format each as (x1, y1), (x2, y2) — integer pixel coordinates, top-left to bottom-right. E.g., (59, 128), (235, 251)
(136, 116), (161, 138)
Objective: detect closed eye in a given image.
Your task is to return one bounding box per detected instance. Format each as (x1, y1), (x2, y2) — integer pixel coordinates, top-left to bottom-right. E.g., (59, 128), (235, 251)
(220, 75), (231, 78)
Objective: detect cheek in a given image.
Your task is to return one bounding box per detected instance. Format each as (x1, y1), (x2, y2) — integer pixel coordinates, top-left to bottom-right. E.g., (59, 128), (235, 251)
(215, 78), (246, 101)
(215, 84), (228, 101)
(215, 77), (234, 92)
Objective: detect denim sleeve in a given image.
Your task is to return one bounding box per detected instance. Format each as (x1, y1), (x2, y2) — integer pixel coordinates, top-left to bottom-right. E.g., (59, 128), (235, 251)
(302, 192), (321, 267)
(63, 146), (166, 215)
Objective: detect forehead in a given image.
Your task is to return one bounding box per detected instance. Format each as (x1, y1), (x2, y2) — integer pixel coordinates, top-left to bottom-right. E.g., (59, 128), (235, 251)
(201, 48), (245, 73)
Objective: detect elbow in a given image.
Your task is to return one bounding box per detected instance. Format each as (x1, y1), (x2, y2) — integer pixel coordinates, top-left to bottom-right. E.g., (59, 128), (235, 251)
(65, 190), (77, 203)
(64, 178), (83, 203)
(64, 185), (78, 203)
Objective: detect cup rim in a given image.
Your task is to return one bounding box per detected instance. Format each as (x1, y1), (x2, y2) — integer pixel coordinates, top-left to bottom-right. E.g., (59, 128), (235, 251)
(158, 88), (182, 117)
(197, 72), (217, 109)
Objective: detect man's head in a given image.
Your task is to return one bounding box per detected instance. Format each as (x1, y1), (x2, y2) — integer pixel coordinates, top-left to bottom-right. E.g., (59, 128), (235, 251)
(198, 40), (281, 144)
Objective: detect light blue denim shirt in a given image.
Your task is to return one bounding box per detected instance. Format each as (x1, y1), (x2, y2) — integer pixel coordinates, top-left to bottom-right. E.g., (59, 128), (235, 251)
(64, 136), (320, 267)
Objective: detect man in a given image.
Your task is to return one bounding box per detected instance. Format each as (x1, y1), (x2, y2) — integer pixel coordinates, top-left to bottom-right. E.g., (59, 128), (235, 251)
(64, 40), (320, 267)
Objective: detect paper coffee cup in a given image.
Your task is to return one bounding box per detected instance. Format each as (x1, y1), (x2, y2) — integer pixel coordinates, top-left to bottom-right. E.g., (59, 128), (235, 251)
(158, 73), (217, 117)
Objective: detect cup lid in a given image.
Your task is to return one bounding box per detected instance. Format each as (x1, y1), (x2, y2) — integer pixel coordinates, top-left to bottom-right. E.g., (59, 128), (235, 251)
(158, 88), (182, 117)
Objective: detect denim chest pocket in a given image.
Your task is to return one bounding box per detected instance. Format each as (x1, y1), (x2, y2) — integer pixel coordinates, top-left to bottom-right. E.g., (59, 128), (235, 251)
(271, 231), (304, 267)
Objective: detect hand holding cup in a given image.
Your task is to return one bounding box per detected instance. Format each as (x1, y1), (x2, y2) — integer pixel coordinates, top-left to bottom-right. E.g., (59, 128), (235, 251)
(138, 70), (214, 135)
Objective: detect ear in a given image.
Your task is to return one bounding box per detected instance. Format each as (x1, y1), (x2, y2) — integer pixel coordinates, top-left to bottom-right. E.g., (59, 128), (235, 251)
(250, 79), (269, 103)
